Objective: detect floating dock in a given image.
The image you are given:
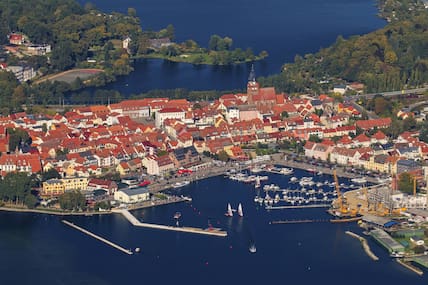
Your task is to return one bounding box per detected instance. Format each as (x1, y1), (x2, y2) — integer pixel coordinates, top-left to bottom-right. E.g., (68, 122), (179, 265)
(62, 220), (133, 255)
(114, 209), (227, 237)
(346, 231), (379, 261)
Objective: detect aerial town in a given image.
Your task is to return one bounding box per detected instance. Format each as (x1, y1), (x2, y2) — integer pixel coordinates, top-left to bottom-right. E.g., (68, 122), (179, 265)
(1, 32), (428, 274)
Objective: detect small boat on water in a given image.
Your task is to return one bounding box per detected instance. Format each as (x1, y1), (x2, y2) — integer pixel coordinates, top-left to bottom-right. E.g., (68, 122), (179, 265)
(290, 176), (298, 183)
(172, 180), (190, 188)
(351, 177), (367, 184)
(280, 167), (293, 175)
(249, 244), (257, 253)
(174, 212), (182, 219)
(225, 203), (233, 217)
(255, 176), (261, 188)
(237, 203), (243, 217)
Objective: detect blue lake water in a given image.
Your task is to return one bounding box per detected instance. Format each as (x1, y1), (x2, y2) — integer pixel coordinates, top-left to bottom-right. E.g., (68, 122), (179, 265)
(1, 169), (427, 284)
(76, 0), (386, 94)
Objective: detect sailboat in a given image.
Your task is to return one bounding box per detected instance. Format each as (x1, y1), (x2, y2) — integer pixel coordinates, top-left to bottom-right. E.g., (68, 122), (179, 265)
(225, 203), (233, 217)
(249, 243), (257, 253)
(237, 203), (243, 217)
(255, 176), (261, 188)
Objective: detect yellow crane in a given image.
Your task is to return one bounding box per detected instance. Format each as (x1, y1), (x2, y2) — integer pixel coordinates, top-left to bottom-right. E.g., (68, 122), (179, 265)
(333, 170), (349, 216)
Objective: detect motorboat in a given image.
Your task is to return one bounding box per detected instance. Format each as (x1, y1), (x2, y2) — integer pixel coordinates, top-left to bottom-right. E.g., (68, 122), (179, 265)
(290, 176), (298, 183)
(172, 181), (190, 188)
(280, 168), (293, 175)
(174, 212), (182, 219)
(351, 177), (367, 184)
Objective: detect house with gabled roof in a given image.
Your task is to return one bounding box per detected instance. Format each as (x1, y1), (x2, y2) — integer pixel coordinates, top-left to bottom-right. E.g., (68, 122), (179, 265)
(87, 178), (118, 195)
(353, 133), (371, 147)
(143, 154), (175, 176)
(330, 147), (361, 166)
(371, 130), (388, 145)
(356, 118), (391, 130)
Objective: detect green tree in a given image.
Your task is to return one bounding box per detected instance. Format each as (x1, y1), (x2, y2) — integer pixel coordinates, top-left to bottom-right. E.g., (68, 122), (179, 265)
(165, 24), (175, 41)
(217, 150), (229, 162)
(209, 34), (222, 51)
(59, 191), (86, 211)
(0, 172), (32, 205)
(7, 128), (30, 152)
(42, 168), (61, 182)
(398, 172), (415, 194)
(127, 7), (137, 17)
(309, 134), (322, 143)
(51, 40), (75, 71)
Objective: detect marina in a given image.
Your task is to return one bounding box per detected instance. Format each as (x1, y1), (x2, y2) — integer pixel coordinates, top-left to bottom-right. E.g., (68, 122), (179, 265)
(2, 167), (427, 285)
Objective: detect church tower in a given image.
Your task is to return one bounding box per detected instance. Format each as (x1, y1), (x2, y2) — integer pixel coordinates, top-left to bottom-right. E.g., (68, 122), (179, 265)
(247, 64), (259, 104)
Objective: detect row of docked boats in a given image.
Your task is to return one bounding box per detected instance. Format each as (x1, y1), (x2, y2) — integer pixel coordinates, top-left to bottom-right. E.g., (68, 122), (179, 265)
(265, 166), (294, 175)
(228, 172), (269, 184)
(254, 188), (336, 206)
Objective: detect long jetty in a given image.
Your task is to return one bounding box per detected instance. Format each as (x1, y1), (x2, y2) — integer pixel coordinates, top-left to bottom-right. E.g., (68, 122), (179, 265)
(397, 258), (424, 276)
(266, 204), (331, 210)
(345, 231), (379, 261)
(62, 220), (133, 255)
(270, 219), (329, 224)
(114, 209), (227, 237)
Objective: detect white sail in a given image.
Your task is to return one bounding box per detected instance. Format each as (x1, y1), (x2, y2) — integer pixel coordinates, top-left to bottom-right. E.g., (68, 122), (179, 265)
(225, 203), (233, 217)
(255, 176), (261, 188)
(237, 203), (243, 217)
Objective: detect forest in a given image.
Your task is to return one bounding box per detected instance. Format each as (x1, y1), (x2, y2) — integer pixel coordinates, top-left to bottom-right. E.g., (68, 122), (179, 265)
(258, 0), (428, 94)
(0, 0), (428, 113)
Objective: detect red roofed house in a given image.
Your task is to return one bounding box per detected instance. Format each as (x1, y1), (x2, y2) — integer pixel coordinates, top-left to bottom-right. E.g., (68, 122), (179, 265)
(8, 33), (24, 45)
(0, 153), (42, 176)
(87, 178), (118, 195)
(143, 155), (175, 176)
(356, 118), (391, 130)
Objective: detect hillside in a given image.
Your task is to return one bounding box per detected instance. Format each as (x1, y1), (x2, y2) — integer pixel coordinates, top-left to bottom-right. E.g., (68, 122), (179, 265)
(258, 0), (428, 94)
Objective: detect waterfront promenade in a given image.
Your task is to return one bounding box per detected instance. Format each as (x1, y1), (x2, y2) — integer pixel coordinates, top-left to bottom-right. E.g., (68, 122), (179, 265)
(146, 153), (380, 194)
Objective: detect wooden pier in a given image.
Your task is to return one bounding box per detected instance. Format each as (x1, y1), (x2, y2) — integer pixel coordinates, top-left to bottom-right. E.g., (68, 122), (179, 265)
(345, 231), (379, 261)
(62, 220), (133, 255)
(266, 204), (331, 210)
(114, 209), (227, 237)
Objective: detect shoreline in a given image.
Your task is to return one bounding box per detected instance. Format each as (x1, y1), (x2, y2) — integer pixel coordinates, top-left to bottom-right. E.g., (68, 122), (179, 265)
(0, 154), (381, 215)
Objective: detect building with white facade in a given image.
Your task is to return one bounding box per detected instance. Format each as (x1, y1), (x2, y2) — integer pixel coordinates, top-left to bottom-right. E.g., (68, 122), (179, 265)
(155, 107), (185, 128)
(114, 187), (150, 204)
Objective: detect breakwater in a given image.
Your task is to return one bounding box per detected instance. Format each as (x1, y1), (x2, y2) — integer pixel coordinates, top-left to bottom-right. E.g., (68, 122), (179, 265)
(62, 220), (133, 255)
(346, 231), (379, 261)
(397, 258), (424, 276)
(114, 209), (227, 237)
